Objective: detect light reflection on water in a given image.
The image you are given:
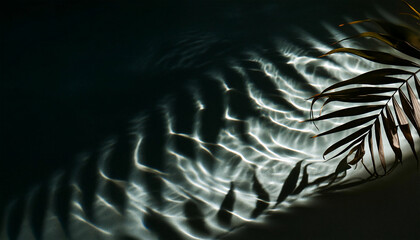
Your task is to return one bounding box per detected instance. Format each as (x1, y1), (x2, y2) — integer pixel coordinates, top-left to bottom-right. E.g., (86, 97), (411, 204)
(75, 38), (377, 240)
(2, 6), (417, 240)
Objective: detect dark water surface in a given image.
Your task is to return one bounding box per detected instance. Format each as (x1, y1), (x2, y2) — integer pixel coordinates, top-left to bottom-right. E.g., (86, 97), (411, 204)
(1, 0), (382, 203)
(1, 0), (419, 239)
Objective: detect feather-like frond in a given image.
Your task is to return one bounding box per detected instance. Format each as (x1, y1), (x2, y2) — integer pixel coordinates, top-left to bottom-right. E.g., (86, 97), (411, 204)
(309, 0), (420, 176)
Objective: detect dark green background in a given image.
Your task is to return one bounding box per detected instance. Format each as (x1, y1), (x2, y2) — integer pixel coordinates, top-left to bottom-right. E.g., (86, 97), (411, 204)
(2, 0), (419, 239)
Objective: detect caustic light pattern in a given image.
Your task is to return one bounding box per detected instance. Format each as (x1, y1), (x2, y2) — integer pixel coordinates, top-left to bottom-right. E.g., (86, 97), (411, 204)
(0, 9), (410, 240)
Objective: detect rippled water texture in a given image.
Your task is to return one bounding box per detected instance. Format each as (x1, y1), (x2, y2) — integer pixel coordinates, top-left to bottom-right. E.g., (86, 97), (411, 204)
(1, 1), (419, 240)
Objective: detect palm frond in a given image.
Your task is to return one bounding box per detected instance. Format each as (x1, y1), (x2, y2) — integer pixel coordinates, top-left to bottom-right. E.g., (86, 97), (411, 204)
(308, 0), (420, 176)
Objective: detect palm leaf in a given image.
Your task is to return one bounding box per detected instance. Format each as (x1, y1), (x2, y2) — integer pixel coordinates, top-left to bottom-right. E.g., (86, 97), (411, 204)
(403, 0), (420, 20)
(313, 115), (376, 138)
(333, 32), (420, 59)
(374, 119), (386, 172)
(307, 105), (383, 122)
(339, 17), (420, 54)
(392, 97), (418, 160)
(323, 95), (390, 105)
(315, 68), (410, 96)
(401, 12), (420, 22)
(308, 0), (420, 176)
(382, 107), (402, 163)
(367, 131), (378, 176)
(320, 48), (419, 67)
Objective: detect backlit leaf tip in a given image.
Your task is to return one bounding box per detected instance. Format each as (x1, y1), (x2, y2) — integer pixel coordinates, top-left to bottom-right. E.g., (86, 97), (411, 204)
(338, 19), (371, 27)
(400, 12), (420, 21)
(402, 0), (420, 19)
